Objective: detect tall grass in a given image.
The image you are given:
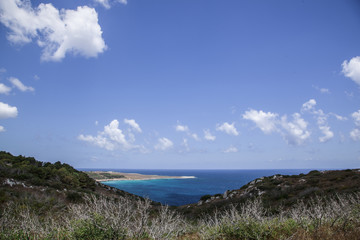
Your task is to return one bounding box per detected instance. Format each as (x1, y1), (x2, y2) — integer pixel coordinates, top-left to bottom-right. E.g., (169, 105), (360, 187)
(0, 193), (359, 239)
(198, 193), (360, 240)
(0, 195), (187, 239)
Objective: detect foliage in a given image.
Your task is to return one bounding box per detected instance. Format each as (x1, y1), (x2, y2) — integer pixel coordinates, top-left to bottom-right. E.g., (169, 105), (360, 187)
(86, 171), (125, 180)
(0, 151), (96, 191)
(1, 193), (360, 239)
(1, 151), (360, 239)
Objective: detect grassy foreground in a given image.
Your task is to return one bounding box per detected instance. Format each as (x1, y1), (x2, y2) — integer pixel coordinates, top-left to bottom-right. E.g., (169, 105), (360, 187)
(1, 193), (360, 240)
(1, 152), (360, 239)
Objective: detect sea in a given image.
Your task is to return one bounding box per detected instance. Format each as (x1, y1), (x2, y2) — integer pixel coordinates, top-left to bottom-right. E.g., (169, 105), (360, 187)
(80, 169), (312, 206)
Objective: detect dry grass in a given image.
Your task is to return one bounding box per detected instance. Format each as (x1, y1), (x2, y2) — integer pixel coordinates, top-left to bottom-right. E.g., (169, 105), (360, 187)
(0, 193), (359, 239)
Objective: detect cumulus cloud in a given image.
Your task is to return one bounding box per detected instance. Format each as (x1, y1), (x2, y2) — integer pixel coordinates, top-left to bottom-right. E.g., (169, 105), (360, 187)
(352, 110), (360, 127)
(350, 110), (360, 141)
(78, 134), (115, 150)
(350, 128), (360, 141)
(191, 133), (200, 141)
(301, 99), (316, 112)
(342, 56), (360, 86)
(301, 99), (334, 143)
(318, 125), (334, 143)
(0, 102), (18, 119)
(331, 113), (347, 121)
(224, 145), (238, 153)
(243, 109), (278, 134)
(124, 118), (142, 133)
(94, 0), (127, 9)
(0, 0), (107, 61)
(78, 119), (140, 151)
(154, 137), (173, 151)
(9, 77), (34, 92)
(280, 113), (311, 146)
(0, 83), (11, 94)
(243, 108), (311, 146)
(175, 124), (189, 132)
(0, 126), (4, 132)
(175, 123), (200, 141)
(204, 129), (216, 141)
(216, 122), (239, 136)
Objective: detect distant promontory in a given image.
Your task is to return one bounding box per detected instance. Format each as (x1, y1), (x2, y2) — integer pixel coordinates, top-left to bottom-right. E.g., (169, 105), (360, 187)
(86, 170), (195, 182)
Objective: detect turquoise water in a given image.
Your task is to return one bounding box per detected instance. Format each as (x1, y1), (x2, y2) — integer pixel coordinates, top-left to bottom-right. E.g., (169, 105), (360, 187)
(84, 169), (312, 206)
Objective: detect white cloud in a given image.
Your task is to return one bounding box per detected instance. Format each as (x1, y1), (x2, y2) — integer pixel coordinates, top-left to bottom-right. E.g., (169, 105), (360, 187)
(318, 125), (334, 143)
(242, 109), (278, 134)
(280, 113), (311, 146)
(0, 126), (5, 132)
(320, 88), (330, 94)
(154, 137), (173, 151)
(181, 138), (190, 152)
(78, 119), (139, 151)
(191, 133), (200, 141)
(175, 124), (189, 132)
(216, 122), (239, 136)
(350, 110), (360, 141)
(94, 0), (127, 9)
(78, 134), (115, 150)
(243, 108), (312, 146)
(313, 85), (330, 94)
(175, 123), (200, 141)
(331, 113), (347, 121)
(124, 118), (142, 133)
(342, 56), (360, 86)
(301, 99), (316, 112)
(204, 129), (216, 141)
(301, 99), (334, 143)
(352, 110), (360, 127)
(0, 102), (18, 119)
(103, 119), (130, 148)
(9, 77), (34, 92)
(0, 83), (11, 94)
(94, 0), (111, 9)
(224, 145), (238, 153)
(350, 128), (360, 141)
(0, 0), (106, 61)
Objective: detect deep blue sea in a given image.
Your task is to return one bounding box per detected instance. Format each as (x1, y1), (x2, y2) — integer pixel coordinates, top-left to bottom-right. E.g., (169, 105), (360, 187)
(81, 169), (312, 206)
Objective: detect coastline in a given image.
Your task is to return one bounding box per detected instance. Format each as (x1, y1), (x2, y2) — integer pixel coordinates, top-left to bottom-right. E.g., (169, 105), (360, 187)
(86, 171), (196, 182)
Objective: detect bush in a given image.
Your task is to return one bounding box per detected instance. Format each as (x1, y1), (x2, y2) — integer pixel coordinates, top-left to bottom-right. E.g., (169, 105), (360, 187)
(66, 191), (83, 203)
(200, 195), (212, 201)
(72, 214), (126, 240)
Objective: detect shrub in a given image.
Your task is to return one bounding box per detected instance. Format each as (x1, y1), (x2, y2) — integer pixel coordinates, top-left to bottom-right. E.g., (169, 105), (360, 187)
(200, 195), (212, 201)
(66, 191), (83, 203)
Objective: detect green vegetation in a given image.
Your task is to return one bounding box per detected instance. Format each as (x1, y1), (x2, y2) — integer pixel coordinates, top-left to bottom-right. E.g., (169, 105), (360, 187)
(1, 151), (360, 239)
(0, 151), (96, 191)
(0, 151), (141, 214)
(192, 169), (360, 217)
(1, 193), (360, 239)
(86, 171), (125, 180)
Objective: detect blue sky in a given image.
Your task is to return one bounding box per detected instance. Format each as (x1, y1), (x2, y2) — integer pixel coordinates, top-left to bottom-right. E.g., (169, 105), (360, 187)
(0, 0), (359, 169)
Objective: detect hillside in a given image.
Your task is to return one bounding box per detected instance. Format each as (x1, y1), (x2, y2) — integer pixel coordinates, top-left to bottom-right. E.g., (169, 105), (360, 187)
(1, 152), (360, 239)
(179, 169), (360, 217)
(0, 151), (143, 214)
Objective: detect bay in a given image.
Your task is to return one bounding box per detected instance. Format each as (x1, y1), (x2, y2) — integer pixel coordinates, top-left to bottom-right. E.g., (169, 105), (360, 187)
(81, 169), (311, 206)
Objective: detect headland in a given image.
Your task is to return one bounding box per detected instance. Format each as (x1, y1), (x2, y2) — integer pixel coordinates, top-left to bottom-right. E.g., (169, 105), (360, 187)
(86, 171), (196, 182)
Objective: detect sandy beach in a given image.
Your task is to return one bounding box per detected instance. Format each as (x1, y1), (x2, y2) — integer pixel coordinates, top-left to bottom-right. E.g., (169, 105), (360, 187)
(86, 171), (196, 182)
